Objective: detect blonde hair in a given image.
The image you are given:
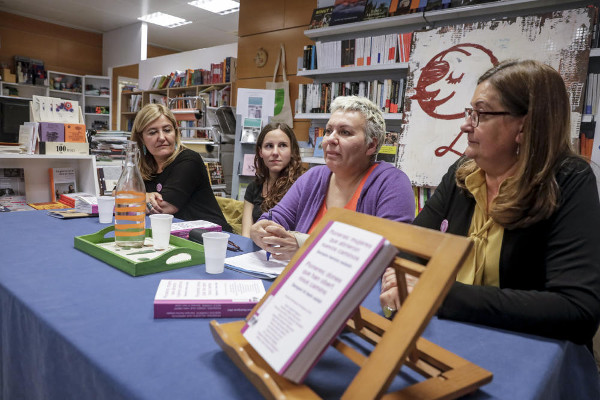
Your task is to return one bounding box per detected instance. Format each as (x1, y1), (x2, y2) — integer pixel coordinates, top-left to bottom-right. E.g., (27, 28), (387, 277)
(456, 60), (575, 229)
(329, 95), (386, 155)
(130, 104), (184, 180)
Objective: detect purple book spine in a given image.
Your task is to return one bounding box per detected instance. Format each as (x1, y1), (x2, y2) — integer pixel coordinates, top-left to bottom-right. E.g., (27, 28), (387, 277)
(154, 302), (255, 319)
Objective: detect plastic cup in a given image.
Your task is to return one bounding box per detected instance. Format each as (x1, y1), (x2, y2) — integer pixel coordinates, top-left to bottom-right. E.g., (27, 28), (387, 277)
(202, 232), (230, 274)
(150, 214), (174, 250)
(97, 196), (115, 224)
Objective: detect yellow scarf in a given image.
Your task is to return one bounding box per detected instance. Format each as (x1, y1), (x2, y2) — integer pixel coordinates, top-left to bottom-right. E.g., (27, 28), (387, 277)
(456, 169), (502, 286)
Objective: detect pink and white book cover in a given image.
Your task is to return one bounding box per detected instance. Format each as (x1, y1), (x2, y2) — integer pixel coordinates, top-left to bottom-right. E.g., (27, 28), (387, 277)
(241, 221), (393, 382)
(154, 279), (265, 319)
(170, 220), (222, 239)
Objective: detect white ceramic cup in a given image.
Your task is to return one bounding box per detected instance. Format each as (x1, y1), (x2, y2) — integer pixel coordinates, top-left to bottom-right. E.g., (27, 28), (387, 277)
(97, 196), (115, 224)
(202, 232), (230, 274)
(149, 214), (174, 250)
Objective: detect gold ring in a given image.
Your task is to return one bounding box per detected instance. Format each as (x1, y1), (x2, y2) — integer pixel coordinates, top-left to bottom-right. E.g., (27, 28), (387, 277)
(383, 305), (397, 319)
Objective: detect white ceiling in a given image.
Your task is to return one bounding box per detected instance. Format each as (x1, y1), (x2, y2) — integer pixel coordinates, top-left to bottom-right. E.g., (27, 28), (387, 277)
(0, 0), (240, 52)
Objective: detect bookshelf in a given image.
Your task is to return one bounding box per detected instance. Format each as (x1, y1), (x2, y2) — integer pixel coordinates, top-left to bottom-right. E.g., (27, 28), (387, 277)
(0, 82), (48, 100)
(0, 154), (98, 203)
(299, 0), (595, 165)
(119, 83), (232, 132)
(47, 71), (84, 106)
(83, 75), (111, 131)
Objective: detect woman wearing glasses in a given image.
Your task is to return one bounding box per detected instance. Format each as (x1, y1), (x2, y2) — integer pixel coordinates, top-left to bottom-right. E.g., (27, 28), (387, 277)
(381, 60), (600, 345)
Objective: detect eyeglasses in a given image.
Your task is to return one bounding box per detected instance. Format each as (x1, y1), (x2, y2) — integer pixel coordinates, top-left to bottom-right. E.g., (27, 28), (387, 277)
(464, 108), (511, 127)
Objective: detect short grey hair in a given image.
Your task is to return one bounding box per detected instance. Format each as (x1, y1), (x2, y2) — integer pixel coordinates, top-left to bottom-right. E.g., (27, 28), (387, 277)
(329, 96), (386, 154)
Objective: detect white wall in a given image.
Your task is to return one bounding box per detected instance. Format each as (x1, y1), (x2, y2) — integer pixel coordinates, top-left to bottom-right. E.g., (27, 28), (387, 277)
(138, 42), (238, 90)
(103, 22), (146, 75)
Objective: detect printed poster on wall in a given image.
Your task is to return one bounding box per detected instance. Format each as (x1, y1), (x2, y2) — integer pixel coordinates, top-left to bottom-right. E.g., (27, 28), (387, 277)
(398, 8), (594, 187)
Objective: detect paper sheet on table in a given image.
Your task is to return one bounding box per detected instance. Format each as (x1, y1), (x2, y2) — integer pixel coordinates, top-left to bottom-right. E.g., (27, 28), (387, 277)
(225, 250), (287, 279)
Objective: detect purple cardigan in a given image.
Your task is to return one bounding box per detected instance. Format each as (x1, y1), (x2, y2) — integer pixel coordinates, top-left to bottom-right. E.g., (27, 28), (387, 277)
(258, 162), (415, 233)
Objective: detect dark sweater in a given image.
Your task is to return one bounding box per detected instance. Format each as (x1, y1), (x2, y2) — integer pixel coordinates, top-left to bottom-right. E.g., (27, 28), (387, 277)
(145, 149), (232, 232)
(415, 157), (600, 344)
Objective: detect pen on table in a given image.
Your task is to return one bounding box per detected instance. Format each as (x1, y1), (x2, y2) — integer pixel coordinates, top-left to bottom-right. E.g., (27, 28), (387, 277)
(266, 210), (272, 261)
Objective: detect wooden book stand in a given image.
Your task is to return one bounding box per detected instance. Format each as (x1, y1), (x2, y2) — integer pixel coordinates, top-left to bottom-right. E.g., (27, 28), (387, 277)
(210, 208), (493, 399)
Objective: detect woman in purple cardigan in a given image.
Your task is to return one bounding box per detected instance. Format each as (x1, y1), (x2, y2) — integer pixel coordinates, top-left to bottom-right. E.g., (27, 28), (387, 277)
(250, 96), (415, 260)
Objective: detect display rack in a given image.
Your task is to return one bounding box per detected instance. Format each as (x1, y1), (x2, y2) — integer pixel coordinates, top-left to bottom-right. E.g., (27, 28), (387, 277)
(211, 208), (491, 399)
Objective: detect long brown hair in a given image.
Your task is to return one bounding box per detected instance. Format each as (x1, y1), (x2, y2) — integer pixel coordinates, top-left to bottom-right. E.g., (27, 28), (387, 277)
(253, 122), (305, 212)
(456, 60), (575, 229)
(130, 104), (184, 180)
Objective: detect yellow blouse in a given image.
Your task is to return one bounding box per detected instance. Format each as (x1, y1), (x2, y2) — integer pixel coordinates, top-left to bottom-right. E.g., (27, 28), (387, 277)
(455, 168), (503, 287)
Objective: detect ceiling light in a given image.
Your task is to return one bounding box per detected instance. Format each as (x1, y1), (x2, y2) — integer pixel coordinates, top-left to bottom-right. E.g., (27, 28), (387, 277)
(138, 12), (192, 28)
(188, 0), (239, 15)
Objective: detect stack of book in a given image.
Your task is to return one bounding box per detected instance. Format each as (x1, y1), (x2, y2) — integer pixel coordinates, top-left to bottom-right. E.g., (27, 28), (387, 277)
(297, 78), (406, 114)
(148, 57), (237, 90)
(89, 131), (130, 162)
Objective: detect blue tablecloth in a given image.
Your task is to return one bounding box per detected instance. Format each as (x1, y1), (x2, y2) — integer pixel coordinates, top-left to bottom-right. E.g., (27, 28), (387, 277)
(0, 211), (598, 399)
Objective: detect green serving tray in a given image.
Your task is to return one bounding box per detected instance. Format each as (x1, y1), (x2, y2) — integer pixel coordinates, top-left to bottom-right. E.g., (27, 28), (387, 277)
(74, 225), (205, 276)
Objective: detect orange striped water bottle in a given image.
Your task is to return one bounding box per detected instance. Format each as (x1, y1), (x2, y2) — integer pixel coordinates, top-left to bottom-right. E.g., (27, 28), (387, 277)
(114, 141), (146, 248)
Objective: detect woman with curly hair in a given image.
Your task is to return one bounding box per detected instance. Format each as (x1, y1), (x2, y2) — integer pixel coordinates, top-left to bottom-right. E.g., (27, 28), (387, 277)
(241, 122), (305, 237)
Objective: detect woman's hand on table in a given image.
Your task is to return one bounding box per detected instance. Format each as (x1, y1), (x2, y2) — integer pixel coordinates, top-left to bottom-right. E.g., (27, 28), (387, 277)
(250, 220), (299, 261)
(380, 267), (401, 314)
(146, 192), (178, 215)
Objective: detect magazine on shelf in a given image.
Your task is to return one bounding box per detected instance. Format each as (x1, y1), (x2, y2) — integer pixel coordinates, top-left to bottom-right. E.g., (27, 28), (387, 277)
(242, 221), (397, 383)
(308, 6), (333, 29)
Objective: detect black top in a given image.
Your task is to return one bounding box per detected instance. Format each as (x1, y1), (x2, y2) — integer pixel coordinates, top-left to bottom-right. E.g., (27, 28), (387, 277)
(145, 149), (232, 232)
(244, 180), (265, 223)
(415, 156), (600, 345)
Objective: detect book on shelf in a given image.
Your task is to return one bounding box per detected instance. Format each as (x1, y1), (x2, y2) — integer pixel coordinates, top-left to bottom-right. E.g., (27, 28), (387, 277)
(0, 196), (33, 212)
(377, 144), (398, 164)
(154, 279), (266, 319)
(49, 168), (77, 202)
(313, 137), (325, 158)
(18, 122), (39, 155)
(297, 78), (406, 114)
(389, 0), (412, 15)
(64, 123), (87, 143)
(205, 161), (225, 185)
(39, 122), (65, 142)
(241, 118), (261, 143)
(241, 153), (256, 176)
(224, 57), (237, 83)
(96, 164), (122, 196)
(0, 168), (26, 197)
(241, 220), (398, 383)
(308, 6), (334, 30)
(238, 182), (248, 201)
(425, 0), (451, 11)
(341, 39), (356, 67)
(330, 0), (367, 26)
(363, 0), (392, 20)
(148, 94), (167, 105)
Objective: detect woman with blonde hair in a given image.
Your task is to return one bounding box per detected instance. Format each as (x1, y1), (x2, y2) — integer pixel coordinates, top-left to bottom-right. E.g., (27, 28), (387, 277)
(241, 122), (305, 237)
(130, 103), (231, 231)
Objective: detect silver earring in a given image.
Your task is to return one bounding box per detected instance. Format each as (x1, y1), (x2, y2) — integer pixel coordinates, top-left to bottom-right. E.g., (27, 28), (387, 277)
(143, 145), (147, 155)
(516, 145), (520, 156)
